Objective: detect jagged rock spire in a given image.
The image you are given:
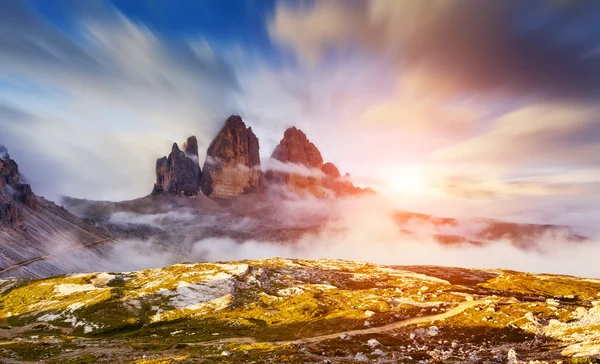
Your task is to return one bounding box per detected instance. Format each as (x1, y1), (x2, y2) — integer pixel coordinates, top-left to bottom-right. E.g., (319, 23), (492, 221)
(201, 115), (261, 198)
(152, 137), (202, 196)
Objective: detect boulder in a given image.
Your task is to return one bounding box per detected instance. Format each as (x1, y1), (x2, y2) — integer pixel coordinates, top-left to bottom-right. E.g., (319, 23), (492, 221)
(201, 115), (261, 198)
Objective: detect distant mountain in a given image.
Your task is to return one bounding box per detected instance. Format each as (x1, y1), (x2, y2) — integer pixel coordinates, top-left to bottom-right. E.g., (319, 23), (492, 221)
(0, 116), (586, 278)
(151, 115), (370, 199)
(264, 126), (371, 197)
(0, 147), (112, 277)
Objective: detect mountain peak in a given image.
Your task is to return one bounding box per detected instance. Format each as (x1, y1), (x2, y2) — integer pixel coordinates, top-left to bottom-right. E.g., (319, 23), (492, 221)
(201, 115), (261, 198)
(183, 136), (199, 156)
(272, 126), (323, 168)
(153, 136), (202, 196)
(0, 145), (8, 160)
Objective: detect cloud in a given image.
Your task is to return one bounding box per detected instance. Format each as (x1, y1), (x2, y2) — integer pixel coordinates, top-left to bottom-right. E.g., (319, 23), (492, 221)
(31, 192), (600, 278)
(0, 1), (241, 201)
(432, 103), (600, 167)
(0, 103), (35, 125)
(262, 158), (325, 177)
(270, 0), (600, 99)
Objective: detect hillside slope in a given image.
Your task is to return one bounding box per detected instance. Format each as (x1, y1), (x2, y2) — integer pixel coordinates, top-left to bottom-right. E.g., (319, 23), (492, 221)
(0, 259), (599, 363)
(0, 148), (112, 277)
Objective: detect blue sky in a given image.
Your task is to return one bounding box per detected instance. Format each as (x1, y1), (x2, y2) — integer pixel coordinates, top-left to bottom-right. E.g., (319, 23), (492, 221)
(3, 0), (600, 227)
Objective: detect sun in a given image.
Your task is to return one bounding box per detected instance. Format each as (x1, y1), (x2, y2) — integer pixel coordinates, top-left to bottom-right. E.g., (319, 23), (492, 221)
(389, 166), (427, 195)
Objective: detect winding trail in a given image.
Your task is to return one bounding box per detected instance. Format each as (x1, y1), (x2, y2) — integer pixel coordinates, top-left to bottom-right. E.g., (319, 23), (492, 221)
(187, 298), (488, 347)
(0, 299), (488, 362)
(279, 299), (484, 345)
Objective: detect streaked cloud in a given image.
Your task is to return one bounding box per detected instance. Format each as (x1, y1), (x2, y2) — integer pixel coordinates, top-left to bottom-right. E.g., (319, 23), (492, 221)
(270, 0), (600, 99)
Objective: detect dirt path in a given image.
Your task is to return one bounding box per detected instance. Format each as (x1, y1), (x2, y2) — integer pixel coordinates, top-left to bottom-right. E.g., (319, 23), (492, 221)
(3, 299), (487, 362)
(278, 299), (484, 345)
(187, 299), (487, 347)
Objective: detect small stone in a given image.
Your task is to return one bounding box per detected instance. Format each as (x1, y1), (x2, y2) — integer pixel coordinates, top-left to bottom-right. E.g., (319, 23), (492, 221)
(354, 352), (369, 361)
(546, 298), (560, 307)
(368, 339), (381, 348)
(507, 348), (520, 364)
(365, 310), (376, 318)
(221, 350), (231, 356)
(465, 295), (474, 301)
(372, 349), (386, 356)
(427, 326), (440, 336)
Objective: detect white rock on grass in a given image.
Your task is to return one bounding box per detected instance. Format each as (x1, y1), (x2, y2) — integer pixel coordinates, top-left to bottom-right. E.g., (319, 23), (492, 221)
(427, 326), (440, 336)
(546, 298), (560, 307)
(367, 339), (381, 348)
(507, 348), (520, 364)
(372, 349), (386, 356)
(365, 310), (376, 318)
(354, 352), (369, 361)
(55, 283), (98, 296)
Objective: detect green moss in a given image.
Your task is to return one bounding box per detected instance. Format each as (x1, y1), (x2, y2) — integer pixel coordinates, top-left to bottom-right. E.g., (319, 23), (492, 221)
(0, 342), (78, 361)
(481, 272), (600, 300)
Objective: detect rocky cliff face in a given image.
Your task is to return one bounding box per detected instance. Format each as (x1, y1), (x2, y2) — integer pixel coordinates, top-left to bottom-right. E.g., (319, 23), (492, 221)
(152, 136), (201, 197)
(201, 115), (261, 198)
(265, 127), (326, 196)
(265, 128), (368, 197)
(0, 147), (111, 274)
(0, 147), (36, 227)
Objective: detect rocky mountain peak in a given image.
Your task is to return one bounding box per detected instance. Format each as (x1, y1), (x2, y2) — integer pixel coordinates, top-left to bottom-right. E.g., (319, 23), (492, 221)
(182, 136), (199, 157)
(152, 137), (202, 196)
(322, 162), (341, 179)
(265, 129), (370, 198)
(201, 115), (261, 198)
(272, 127), (323, 168)
(0, 146), (21, 189)
(0, 147), (36, 227)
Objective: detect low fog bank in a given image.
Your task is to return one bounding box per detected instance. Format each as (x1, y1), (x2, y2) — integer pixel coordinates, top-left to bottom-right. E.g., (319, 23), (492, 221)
(41, 193), (600, 278)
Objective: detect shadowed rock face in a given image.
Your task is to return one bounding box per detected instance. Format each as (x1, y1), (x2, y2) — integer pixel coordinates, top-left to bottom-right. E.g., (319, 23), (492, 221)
(0, 147), (35, 226)
(152, 136), (201, 197)
(201, 115), (261, 198)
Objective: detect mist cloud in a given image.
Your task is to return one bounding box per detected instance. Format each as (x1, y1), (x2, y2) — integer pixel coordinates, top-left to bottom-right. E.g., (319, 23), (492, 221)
(30, 193), (600, 279)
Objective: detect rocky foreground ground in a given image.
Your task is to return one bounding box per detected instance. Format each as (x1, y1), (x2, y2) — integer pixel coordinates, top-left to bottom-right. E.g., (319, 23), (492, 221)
(0, 258), (599, 363)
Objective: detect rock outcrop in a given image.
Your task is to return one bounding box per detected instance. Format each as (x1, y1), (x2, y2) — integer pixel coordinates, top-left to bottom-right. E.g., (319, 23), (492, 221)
(0, 146), (36, 227)
(152, 136), (201, 197)
(265, 128), (369, 197)
(265, 127), (326, 196)
(321, 162), (369, 197)
(201, 115), (261, 198)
